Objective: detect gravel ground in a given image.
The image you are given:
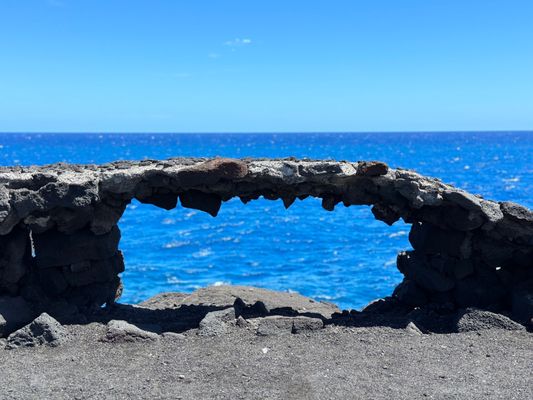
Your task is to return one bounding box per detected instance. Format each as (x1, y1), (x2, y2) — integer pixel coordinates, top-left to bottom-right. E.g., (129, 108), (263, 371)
(0, 322), (531, 400)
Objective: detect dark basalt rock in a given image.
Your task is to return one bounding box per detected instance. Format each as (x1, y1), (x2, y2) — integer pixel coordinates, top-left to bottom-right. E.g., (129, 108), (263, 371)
(392, 279), (428, 307)
(5, 312), (66, 349)
(356, 161), (389, 177)
(0, 157), (531, 332)
(179, 190), (222, 217)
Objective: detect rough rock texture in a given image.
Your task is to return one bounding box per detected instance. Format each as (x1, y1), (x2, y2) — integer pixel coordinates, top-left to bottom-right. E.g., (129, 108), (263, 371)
(178, 285), (340, 319)
(102, 320), (159, 343)
(0, 157), (532, 331)
(197, 308), (236, 336)
(5, 312), (66, 349)
(453, 308), (525, 333)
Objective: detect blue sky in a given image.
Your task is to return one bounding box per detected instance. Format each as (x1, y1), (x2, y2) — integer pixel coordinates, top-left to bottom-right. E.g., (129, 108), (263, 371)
(0, 0), (532, 132)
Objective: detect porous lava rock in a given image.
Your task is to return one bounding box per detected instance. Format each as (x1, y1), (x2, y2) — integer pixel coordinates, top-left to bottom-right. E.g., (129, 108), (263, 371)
(5, 312), (66, 349)
(0, 157), (531, 331)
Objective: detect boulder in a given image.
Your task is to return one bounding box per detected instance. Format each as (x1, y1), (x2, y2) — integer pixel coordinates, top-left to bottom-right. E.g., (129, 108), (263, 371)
(454, 308), (525, 332)
(500, 201), (533, 224)
(5, 313), (66, 349)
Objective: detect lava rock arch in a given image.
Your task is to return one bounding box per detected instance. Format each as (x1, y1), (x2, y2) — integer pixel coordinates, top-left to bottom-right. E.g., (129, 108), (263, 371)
(0, 158), (531, 325)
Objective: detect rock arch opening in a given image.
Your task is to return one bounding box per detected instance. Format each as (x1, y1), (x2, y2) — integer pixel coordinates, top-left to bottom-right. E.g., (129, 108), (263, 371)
(0, 158), (532, 325)
(118, 197), (410, 309)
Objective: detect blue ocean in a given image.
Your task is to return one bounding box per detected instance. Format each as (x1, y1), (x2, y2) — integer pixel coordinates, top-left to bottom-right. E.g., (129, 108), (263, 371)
(1, 132), (531, 310)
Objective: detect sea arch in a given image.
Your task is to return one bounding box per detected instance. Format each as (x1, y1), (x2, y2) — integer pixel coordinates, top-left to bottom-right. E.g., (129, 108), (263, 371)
(0, 158), (531, 321)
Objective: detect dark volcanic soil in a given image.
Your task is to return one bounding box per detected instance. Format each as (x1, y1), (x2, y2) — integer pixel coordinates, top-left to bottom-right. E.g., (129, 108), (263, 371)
(0, 324), (531, 400)
(0, 286), (531, 400)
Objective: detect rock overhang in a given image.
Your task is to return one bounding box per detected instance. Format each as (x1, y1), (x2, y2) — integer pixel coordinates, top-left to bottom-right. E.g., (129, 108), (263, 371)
(0, 157), (531, 331)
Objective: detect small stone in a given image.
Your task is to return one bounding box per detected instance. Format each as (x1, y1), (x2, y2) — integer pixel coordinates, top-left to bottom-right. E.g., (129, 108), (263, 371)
(198, 308), (236, 336)
(236, 315), (251, 328)
(405, 321), (423, 335)
(102, 320), (159, 343)
(6, 313), (67, 349)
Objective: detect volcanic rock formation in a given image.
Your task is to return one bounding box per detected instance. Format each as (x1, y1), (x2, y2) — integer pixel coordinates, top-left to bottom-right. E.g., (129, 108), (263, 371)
(0, 158), (531, 332)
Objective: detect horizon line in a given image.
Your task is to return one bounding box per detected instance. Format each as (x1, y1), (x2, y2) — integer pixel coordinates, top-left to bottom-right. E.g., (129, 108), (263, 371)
(0, 130), (532, 135)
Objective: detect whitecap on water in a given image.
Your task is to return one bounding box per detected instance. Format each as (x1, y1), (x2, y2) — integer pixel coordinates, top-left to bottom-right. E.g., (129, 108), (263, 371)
(383, 258), (396, 267)
(388, 230), (408, 238)
(163, 240), (190, 249)
(315, 294), (334, 300)
(212, 281), (230, 287)
(192, 248), (213, 258)
(502, 177), (520, 183)
(161, 218), (176, 225)
(166, 276), (182, 284)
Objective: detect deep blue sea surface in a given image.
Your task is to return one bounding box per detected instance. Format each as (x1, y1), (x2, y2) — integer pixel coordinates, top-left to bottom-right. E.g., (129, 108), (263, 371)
(1, 132), (531, 309)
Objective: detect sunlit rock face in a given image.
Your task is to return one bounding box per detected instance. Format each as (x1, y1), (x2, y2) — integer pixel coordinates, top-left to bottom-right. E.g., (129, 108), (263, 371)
(0, 158), (532, 324)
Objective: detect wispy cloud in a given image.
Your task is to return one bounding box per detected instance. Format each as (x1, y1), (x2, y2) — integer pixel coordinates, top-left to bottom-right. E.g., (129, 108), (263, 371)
(208, 38), (252, 59)
(223, 38), (252, 47)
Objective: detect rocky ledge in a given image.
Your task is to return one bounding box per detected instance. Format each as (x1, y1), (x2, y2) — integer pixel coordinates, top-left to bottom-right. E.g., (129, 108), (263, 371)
(0, 158), (532, 336)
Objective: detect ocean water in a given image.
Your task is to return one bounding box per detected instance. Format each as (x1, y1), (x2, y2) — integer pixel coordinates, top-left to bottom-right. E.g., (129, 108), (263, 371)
(1, 132), (531, 309)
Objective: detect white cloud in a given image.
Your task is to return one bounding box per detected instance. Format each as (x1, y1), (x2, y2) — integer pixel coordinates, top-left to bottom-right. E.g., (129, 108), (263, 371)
(224, 38), (253, 47)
